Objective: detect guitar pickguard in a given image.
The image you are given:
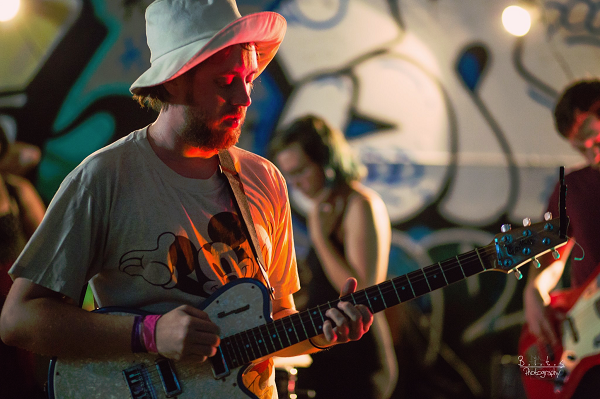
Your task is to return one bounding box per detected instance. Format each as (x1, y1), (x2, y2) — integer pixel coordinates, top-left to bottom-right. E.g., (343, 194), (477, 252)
(560, 273), (600, 376)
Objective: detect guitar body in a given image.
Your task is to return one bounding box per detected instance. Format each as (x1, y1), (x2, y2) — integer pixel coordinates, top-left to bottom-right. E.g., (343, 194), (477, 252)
(49, 279), (272, 399)
(519, 266), (600, 399)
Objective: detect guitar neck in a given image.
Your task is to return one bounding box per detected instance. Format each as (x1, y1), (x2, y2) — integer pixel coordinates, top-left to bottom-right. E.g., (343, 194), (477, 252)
(218, 243), (498, 368)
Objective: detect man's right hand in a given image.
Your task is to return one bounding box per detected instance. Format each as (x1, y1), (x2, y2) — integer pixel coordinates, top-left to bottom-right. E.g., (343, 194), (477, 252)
(155, 305), (220, 361)
(523, 285), (562, 347)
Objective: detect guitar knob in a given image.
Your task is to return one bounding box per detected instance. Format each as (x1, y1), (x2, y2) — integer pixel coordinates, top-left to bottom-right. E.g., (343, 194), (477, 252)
(544, 212), (552, 221)
(522, 217), (531, 227)
(501, 224), (512, 233)
(532, 258), (541, 268)
(552, 249), (560, 260)
(514, 269), (523, 280)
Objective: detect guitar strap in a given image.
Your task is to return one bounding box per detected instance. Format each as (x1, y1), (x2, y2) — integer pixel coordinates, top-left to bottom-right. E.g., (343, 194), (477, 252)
(218, 149), (275, 301)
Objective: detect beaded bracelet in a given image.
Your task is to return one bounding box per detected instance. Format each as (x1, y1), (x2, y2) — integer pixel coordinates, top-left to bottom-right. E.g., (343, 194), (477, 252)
(308, 337), (331, 351)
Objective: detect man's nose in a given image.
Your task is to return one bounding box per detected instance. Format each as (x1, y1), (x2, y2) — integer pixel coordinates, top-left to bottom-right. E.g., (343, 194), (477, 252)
(230, 80), (252, 107)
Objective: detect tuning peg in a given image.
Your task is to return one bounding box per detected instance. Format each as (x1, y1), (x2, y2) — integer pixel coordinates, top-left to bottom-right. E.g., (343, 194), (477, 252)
(501, 224), (512, 233)
(544, 212), (553, 221)
(514, 269), (523, 280)
(532, 258), (541, 268)
(522, 217), (531, 227)
(552, 249), (560, 260)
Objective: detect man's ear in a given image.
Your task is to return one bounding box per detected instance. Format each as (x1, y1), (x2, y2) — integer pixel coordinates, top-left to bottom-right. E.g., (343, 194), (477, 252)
(163, 79), (180, 98)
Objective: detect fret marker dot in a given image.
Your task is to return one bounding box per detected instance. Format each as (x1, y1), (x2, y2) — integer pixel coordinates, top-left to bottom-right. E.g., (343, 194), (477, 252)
(259, 340), (262, 343)
(288, 328), (292, 332)
(402, 286), (405, 290)
(273, 334), (276, 338)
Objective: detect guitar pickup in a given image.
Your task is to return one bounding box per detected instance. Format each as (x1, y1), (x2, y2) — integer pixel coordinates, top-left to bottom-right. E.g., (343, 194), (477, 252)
(211, 346), (230, 379)
(565, 317), (579, 343)
(155, 358), (182, 397)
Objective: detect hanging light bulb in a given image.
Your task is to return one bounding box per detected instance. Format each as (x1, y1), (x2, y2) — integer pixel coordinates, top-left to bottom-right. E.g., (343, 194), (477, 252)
(0, 0), (20, 22)
(502, 5), (533, 37)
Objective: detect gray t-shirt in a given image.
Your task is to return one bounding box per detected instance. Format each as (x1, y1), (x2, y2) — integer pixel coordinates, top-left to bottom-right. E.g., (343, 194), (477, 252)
(10, 128), (299, 314)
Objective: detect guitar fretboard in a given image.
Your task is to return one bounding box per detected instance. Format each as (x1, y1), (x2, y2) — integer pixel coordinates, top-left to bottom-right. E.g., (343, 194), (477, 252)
(218, 243), (497, 368)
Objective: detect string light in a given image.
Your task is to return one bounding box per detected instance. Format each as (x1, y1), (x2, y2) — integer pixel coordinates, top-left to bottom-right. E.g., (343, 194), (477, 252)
(0, 0), (20, 22)
(502, 5), (532, 37)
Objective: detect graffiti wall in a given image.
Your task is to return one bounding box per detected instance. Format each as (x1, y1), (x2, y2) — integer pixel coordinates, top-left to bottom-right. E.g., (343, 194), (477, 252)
(1, 0), (598, 397)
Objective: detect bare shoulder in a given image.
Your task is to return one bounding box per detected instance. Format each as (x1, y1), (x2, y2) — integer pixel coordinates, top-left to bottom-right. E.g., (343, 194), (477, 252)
(346, 182), (386, 213)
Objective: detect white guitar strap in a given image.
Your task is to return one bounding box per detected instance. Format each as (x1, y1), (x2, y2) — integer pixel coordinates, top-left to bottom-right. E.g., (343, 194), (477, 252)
(218, 149), (275, 301)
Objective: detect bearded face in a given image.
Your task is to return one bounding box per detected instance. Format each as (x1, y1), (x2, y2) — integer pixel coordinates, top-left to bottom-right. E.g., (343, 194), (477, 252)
(179, 102), (244, 151)
(174, 44), (256, 152)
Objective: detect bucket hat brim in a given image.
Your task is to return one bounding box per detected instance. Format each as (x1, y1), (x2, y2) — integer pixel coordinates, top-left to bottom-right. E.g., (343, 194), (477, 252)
(130, 11), (286, 94)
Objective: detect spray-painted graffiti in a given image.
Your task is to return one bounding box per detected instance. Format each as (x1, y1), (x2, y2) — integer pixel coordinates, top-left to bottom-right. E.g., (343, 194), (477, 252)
(2, 0), (599, 397)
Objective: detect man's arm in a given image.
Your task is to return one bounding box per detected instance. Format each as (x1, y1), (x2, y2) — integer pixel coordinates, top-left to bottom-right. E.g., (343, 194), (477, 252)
(0, 278), (133, 357)
(5, 174), (45, 237)
(0, 278), (220, 361)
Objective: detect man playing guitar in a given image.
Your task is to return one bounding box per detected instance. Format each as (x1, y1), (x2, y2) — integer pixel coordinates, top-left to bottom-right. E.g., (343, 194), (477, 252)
(0, 1), (373, 398)
(523, 79), (600, 398)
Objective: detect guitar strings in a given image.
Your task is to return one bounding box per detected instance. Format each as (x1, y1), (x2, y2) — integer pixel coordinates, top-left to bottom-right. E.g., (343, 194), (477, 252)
(222, 245), (505, 363)
(223, 235), (562, 364)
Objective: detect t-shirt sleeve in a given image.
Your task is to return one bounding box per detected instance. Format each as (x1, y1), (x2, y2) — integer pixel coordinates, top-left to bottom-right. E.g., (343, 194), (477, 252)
(267, 175), (300, 300)
(9, 175), (105, 303)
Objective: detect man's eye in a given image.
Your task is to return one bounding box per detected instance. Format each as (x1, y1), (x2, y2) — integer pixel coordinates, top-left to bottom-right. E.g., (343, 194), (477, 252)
(217, 78), (233, 87)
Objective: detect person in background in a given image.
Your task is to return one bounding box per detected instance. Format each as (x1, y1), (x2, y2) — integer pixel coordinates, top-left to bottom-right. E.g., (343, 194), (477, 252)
(0, 124), (46, 398)
(523, 79), (600, 398)
(0, 2), (374, 398)
(270, 115), (398, 399)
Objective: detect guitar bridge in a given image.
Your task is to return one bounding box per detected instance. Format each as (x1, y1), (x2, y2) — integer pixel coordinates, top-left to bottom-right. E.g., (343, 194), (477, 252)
(123, 364), (156, 399)
(122, 359), (182, 399)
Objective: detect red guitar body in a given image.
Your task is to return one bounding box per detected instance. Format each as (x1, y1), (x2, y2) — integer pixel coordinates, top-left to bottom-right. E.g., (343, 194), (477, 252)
(519, 267), (600, 399)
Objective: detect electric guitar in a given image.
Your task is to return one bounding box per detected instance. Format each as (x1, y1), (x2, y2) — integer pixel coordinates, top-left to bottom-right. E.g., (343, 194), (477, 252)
(519, 263), (600, 399)
(49, 216), (567, 399)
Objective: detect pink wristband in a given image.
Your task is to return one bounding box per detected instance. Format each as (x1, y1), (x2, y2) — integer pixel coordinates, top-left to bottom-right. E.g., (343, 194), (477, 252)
(141, 315), (161, 354)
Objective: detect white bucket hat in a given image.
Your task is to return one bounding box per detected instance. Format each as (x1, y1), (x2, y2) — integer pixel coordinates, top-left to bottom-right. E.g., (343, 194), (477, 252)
(130, 0), (286, 94)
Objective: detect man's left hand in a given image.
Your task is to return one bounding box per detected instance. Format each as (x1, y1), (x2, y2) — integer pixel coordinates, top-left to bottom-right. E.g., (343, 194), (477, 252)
(321, 277), (373, 344)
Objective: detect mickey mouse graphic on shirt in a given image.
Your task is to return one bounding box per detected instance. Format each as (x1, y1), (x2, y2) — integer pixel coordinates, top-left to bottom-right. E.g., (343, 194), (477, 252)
(118, 212), (261, 298)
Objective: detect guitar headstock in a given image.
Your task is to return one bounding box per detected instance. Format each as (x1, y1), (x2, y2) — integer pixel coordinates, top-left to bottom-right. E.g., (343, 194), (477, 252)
(493, 213), (568, 279)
